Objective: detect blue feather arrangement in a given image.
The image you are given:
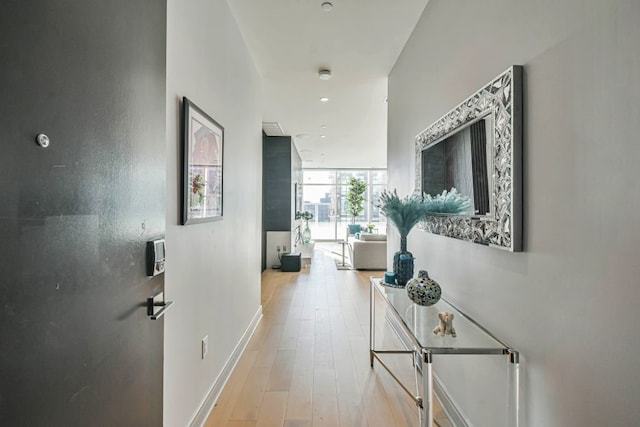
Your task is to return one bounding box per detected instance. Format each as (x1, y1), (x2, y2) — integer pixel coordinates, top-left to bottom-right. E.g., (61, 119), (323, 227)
(423, 188), (472, 215)
(377, 190), (431, 238)
(378, 188), (472, 238)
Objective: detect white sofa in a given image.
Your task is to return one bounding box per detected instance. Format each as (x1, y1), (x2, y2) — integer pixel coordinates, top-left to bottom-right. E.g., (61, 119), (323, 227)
(348, 232), (387, 270)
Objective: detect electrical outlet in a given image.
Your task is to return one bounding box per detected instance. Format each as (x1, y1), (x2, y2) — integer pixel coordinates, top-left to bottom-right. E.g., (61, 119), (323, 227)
(283, 245), (287, 252)
(276, 245), (281, 252)
(201, 336), (208, 359)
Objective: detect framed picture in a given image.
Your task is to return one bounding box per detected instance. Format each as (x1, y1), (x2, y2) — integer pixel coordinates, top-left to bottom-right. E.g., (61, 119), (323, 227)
(295, 182), (303, 213)
(181, 97), (224, 224)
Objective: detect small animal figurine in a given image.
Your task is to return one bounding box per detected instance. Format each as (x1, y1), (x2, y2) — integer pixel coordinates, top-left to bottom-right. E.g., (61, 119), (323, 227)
(433, 311), (456, 337)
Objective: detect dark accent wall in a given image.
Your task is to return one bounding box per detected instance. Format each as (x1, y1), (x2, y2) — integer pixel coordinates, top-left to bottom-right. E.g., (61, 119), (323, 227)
(0, 1), (166, 426)
(263, 136), (293, 231)
(262, 135), (300, 270)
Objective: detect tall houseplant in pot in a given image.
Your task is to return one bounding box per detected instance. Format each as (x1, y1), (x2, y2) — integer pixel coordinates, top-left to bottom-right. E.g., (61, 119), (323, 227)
(378, 190), (431, 286)
(346, 177), (367, 224)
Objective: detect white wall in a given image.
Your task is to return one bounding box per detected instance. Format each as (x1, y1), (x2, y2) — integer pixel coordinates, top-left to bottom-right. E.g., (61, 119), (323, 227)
(164, 1), (263, 425)
(389, 1), (640, 426)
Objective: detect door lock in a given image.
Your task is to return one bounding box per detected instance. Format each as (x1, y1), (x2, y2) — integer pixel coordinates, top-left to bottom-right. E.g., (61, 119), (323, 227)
(147, 291), (173, 320)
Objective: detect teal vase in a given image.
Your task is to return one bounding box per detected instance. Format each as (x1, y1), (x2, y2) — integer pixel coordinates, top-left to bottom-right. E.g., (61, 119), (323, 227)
(393, 236), (414, 287)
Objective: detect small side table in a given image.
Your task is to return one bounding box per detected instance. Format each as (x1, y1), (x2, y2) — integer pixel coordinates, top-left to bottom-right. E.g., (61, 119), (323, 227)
(336, 240), (350, 269)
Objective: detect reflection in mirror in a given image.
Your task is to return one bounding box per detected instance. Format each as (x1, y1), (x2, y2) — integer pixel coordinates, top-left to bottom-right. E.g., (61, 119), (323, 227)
(421, 115), (493, 216)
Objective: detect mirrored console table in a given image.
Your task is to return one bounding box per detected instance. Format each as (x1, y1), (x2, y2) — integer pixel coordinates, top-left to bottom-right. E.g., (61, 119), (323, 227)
(369, 278), (519, 427)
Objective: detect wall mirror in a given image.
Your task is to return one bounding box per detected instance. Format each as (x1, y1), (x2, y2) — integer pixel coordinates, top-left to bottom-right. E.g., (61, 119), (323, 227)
(414, 66), (522, 251)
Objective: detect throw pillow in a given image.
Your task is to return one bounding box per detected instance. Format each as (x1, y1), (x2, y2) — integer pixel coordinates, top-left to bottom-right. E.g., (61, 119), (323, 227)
(348, 224), (362, 235)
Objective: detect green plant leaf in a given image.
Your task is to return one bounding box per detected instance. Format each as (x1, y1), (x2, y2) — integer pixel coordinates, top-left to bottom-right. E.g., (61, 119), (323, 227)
(346, 177), (367, 223)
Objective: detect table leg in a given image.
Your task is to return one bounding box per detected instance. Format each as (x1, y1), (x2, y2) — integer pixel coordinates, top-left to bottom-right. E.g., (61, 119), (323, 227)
(420, 350), (433, 427)
(369, 280), (375, 367)
(341, 243), (345, 266)
(507, 350), (520, 427)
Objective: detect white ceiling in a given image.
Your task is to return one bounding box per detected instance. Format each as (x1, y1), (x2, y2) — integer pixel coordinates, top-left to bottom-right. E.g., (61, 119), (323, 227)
(228, 0), (429, 169)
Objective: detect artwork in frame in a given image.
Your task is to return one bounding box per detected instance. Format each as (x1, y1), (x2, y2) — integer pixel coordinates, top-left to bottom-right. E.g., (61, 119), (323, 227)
(182, 97), (224, 225)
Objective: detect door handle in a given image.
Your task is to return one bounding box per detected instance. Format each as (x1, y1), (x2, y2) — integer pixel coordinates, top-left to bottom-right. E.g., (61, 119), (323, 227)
(147, 291), (174, 320)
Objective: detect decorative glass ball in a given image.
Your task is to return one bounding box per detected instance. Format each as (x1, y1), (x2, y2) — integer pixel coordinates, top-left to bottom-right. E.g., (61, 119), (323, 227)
(406, 270), (441, 306)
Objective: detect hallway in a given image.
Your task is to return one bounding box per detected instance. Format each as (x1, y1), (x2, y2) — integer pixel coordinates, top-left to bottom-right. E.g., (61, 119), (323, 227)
(205, 246), (449, 426)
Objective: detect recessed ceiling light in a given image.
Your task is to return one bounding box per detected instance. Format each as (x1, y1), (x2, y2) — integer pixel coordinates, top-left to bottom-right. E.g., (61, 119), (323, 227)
(319, 69), (332, 80)
(320, 97), (329, 102)
(296, 133), (311, 139)
(321, 2), (333, 12)
(320, 124), (327, 129)
(320, 135), (326, 138)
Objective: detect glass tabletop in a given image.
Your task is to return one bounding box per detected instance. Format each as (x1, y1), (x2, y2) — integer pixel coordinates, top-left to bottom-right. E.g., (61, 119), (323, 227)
(372, 278), (511, 353)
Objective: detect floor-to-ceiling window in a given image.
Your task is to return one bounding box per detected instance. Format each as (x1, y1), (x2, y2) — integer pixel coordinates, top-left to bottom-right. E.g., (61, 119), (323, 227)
(301, 169), (387, 241)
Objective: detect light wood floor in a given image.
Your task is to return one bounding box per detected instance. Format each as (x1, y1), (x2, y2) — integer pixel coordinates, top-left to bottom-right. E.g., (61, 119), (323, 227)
(205, 244), (451, 427)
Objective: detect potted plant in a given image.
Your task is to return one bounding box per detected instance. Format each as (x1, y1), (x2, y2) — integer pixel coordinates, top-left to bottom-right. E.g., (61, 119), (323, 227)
(346, 177), (367, 224)
(295, 210), (314, 244)
(378, 188), (471, 286)
(378, 190), (431, 286)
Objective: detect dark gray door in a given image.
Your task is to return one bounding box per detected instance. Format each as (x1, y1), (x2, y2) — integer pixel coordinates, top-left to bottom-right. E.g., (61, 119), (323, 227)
(0, 1), (167, 425)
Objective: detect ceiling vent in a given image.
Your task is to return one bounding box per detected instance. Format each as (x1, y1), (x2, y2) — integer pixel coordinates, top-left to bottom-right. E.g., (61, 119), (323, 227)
(262, 122), (286, 136)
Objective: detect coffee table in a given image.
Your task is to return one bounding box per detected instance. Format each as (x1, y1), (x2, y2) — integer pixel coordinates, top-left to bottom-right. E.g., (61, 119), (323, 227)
(369, 278), (519, 427)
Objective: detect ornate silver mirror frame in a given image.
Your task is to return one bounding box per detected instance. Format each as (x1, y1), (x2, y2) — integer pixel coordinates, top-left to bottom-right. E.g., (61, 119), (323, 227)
(415, 66), (522, 251)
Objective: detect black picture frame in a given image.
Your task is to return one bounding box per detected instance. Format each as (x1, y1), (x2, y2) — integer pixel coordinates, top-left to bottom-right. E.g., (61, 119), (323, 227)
(181, 97), (224, 225)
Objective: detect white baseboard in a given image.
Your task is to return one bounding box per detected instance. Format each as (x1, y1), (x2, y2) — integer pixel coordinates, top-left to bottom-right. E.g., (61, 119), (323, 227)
(188, 306), (263, 427)
(433, 373), (469, 427)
